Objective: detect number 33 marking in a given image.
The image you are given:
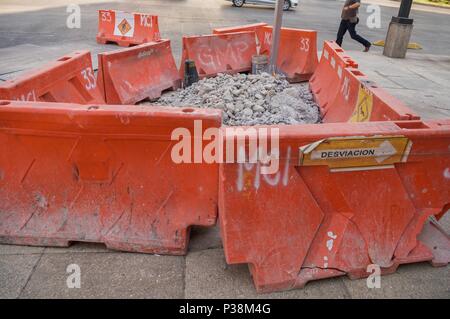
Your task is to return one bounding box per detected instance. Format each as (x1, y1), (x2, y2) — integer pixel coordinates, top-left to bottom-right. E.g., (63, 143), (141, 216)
(81, 67), (96, 90)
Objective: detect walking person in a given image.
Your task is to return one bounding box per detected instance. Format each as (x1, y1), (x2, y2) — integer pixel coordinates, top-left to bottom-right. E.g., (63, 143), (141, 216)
(336, 0), (371, 52)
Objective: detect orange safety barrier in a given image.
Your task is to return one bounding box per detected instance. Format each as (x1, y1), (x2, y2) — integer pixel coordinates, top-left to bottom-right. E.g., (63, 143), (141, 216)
(310, 41), (419, 122)
(180, 32), (257, 79)
(97, 40), (181, 104)
(213, 23), (268, 55)
(0, 51), (104, 104)
(309, 41), (357, 111)
(0, 101), (221, 254)
(219, 120), (450, 293)
(212, 24), (318, 82)
(96, 9), (160, 47)
(260, 26), (319, 82)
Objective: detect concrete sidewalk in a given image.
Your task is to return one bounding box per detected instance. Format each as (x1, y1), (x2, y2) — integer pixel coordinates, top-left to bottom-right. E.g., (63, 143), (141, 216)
(1, 215), (449, 299)
(348, 49), (450, 119)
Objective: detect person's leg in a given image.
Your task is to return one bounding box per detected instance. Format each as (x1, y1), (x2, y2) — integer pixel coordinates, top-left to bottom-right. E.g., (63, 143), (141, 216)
(347, 22), (371, 48)
(336, 20), (348, 46)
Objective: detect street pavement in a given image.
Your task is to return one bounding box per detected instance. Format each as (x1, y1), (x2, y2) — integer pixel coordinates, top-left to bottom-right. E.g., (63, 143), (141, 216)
(0, 0), (449, 298)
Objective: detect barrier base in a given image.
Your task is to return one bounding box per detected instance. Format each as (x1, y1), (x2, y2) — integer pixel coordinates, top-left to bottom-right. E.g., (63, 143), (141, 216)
(96, 37), (135, 47)
(0, 236), (71, 247)
(255, 219), (449, 293)
(0, 230), (193, 255)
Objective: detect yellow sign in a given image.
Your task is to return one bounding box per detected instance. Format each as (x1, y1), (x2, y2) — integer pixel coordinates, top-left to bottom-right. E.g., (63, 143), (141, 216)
(118, 19), (132, 36)
(349, 84), (373, 122)
(299, 136), (411, 170)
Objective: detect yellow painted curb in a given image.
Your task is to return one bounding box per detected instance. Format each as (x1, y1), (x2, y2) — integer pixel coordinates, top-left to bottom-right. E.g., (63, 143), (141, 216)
(372, 40), (423, 49)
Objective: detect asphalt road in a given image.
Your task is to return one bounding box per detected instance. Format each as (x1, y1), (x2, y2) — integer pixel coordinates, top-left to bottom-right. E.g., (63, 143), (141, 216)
(0, 0), (449, 56)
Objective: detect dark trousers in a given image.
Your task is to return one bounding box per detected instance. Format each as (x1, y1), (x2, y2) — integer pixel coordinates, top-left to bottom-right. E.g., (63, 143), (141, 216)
(336, 19), (371, 48)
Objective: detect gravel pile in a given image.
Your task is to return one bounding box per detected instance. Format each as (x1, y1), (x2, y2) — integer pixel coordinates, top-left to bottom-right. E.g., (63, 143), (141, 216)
(144, 72), (321, 126)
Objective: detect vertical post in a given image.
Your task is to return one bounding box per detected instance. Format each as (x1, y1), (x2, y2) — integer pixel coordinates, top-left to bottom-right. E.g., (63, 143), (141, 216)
(269, 0), (284, 74)
(398, 0), (413, 18)
(383, 0), (414, 58)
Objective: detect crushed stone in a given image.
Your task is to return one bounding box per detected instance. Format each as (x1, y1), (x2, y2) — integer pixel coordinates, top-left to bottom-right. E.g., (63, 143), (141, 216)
(143, 72), (321, 126)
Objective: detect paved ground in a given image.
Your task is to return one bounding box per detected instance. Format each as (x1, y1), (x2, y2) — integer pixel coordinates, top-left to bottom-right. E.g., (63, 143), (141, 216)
(1, 217), (449, 299)
(0, 0), (449, 298)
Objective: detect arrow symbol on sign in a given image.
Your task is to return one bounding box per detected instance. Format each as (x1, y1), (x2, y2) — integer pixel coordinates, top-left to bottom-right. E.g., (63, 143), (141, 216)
(374, 140), (397, 163)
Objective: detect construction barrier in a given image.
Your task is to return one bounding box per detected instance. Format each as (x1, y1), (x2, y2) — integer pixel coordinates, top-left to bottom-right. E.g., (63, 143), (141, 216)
(261, 26), (319, 82)
(219, 119), (450, 292)
(0, 101), (221, 254)
(180, 32), (257, 79)
(213, 24), (318, 82)
(309, 41), (356, 111)
(213, 23), (268, 55)
(0, 51), (104, 104)
(310, 41), (419, 122)
(96, 9), (160, 47)
(97, 40), (181, 104)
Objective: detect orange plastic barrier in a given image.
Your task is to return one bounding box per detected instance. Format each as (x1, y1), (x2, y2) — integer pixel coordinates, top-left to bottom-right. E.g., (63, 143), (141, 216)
(97, 40), (181, 104)
(0, 101), (221, 254)
(180, 32), (257, 79)
(260, 26), (319, 82)
(213, 24), (318, 82)
(219, 120), (450, 292)
(96, 9), (160, 47)
(0, 51), (104, 104)
(310, 41), (419, 123)
(213, 23), (268, 55)
(309, 41), (356, 111)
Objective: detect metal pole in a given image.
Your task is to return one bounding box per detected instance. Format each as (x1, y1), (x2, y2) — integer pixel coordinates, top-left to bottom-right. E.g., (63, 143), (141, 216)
(398, 0), (413, 18)
(269, 0), (284, 74)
